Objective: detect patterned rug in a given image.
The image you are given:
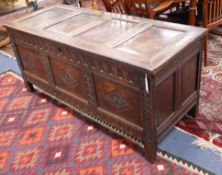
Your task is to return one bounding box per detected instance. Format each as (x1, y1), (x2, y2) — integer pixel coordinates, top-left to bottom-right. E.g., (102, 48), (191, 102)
(0, 71), (212, 175)
(176, 34), (222, 151)
(0, 0), (222, 161)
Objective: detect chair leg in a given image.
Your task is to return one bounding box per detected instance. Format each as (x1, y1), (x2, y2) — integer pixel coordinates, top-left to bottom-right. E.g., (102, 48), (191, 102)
(0, 26), (10, 48)
(204, 34), (208, 66)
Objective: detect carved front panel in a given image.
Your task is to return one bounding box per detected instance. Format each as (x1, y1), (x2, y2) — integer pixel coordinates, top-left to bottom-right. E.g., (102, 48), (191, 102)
(80, 52), (145, 89)
(94, 76), (143, 127)
(17, 46), (47, 80)
(50, 58), (87, 100)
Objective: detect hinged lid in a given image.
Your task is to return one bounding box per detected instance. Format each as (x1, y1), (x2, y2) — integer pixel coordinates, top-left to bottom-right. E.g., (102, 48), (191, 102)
(5, 4), (206, 72)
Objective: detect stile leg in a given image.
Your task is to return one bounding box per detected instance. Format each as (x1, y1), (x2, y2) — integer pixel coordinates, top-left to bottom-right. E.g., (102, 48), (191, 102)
(188, 103), (199, 118)
(144, 142), (157, 163)
(24, 81), (34, 92)
(143, 76), (157, 163)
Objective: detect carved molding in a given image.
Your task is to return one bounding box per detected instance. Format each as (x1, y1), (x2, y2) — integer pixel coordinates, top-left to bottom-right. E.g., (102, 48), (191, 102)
(83, 70), (98, 107)
(142, 77), (157, 162)
(11, 30), (144, 89)
(42, 55), (55, 86)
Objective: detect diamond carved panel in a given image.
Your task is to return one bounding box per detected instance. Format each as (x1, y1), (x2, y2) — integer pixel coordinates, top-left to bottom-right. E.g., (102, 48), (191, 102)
(106, 91), (129, 111)
(24, 57), (37, 70)
(60, 69), (78, 87)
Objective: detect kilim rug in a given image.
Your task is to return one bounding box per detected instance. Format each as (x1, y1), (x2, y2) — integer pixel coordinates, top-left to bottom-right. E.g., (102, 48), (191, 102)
(0, 71), (213, 175)
(0, 0), (222, 159)
(176, 34), (222, 153)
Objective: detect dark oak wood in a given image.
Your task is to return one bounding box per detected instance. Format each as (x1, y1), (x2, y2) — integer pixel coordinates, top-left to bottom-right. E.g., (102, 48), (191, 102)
(5, 5), (206, 163)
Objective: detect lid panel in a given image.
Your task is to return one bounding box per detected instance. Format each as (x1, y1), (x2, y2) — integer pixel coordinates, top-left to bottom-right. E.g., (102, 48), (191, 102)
(45, 13), (100, 34)
(116, 26), (183, 57)
(19, 7), (72, 27)
(7, 5), (206, 71)
(75, 18), (138, 44)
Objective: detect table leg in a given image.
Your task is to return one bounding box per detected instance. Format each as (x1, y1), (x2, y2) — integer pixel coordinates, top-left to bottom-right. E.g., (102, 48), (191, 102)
(91, 0), (97, 10)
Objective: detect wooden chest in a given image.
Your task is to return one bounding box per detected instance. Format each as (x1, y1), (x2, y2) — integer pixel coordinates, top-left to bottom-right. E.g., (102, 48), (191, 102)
(5, 5), (206, 162)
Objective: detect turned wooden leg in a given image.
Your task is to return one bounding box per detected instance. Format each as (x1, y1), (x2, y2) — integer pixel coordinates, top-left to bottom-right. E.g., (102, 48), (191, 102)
(24, 81), (34, 92)
(204, 34), (208, 66)
(188, 103), (199, 118)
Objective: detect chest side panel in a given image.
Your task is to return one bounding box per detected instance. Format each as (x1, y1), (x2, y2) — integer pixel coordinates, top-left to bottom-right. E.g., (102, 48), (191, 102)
(17, 46), (47, 81)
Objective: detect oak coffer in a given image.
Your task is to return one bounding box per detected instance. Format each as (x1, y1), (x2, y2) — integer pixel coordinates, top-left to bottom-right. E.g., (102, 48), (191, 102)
(5, 5), (206, 162)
